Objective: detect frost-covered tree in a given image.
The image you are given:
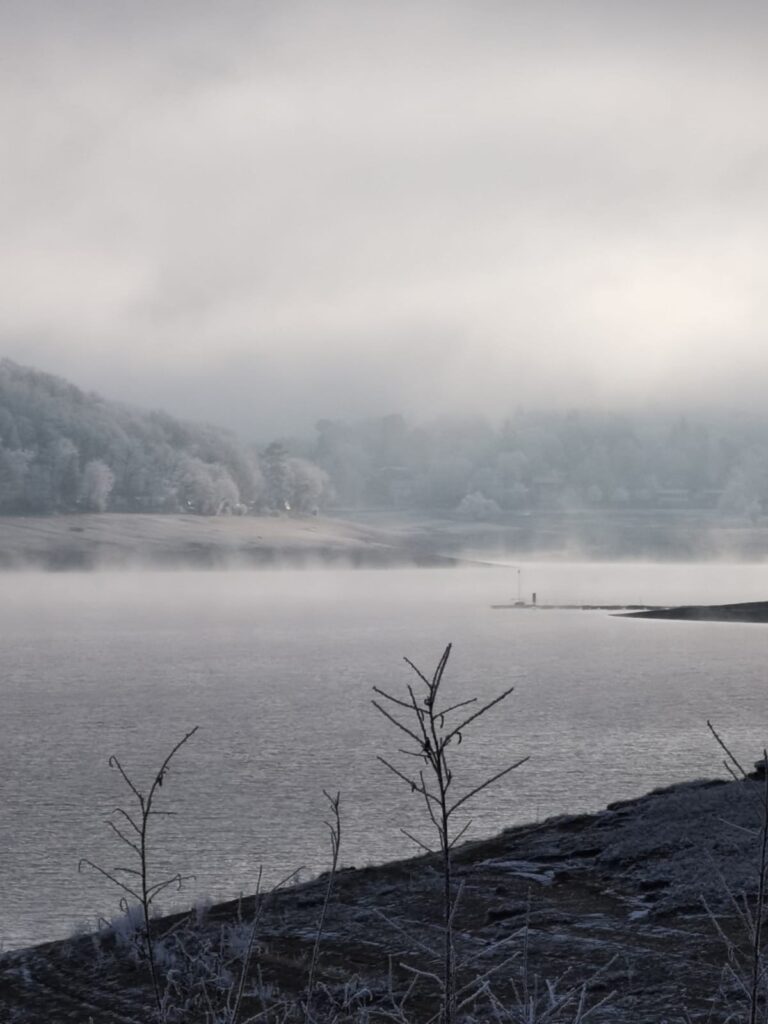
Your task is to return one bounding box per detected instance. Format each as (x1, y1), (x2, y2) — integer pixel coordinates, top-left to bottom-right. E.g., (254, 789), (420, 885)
(0, 360), (262, 514)
(80, 460), (115, 512)
(50, 438), (81, 508)
(262, 441), (291, 510)
(286, 457), (331, 513)
(455, 491), (501, 521)
(0, 447), (31, 510)
(175, 456), (240, 515)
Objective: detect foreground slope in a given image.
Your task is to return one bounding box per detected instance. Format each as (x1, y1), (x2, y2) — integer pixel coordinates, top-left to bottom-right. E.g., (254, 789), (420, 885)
(1, 775), (765, 1022)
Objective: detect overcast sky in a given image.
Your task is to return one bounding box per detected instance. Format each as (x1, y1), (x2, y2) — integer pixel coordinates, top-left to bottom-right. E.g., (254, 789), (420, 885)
(1, 1), (767, 437)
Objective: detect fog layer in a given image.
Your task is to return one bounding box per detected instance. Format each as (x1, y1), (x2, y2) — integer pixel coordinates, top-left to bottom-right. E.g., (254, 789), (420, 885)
(2, 1), (767, 432)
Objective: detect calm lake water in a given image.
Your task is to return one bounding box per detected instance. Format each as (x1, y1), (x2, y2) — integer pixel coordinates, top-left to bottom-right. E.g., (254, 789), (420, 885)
(3, 562), (768, 949)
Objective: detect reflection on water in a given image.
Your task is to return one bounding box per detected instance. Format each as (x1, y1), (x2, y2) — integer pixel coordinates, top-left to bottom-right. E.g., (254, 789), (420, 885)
(2, 562), (768, 948)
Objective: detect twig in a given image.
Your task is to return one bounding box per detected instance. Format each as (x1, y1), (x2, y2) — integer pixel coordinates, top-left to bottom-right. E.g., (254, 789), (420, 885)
(304, 790), (341, 1024)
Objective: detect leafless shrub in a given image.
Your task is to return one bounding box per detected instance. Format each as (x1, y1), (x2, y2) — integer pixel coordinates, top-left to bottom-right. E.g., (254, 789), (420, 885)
(373, 643), (528, 1024)
(79, 726), (199, 1018)
(304, 790), (342, 1024)
(704, 722), (768, 1024)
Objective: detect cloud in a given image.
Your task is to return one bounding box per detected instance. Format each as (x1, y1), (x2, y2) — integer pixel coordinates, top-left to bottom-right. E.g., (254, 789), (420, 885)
(1, 1), (767, 435)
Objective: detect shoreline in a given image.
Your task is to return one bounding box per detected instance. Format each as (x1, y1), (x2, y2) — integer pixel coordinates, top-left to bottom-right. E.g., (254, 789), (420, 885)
(1, 773), (763, 1021)
(0, 512), (440, 571)
(5, 509), (768, 570)
(622, 599), (768, 622)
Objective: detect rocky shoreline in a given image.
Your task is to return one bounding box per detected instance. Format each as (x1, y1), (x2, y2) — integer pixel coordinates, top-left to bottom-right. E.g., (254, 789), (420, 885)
(623, 600), (768, 623)
(2, 775), (767, 1022)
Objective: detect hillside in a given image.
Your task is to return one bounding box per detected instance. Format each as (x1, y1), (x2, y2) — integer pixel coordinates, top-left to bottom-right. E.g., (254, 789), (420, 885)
(0, 360), (326, 517)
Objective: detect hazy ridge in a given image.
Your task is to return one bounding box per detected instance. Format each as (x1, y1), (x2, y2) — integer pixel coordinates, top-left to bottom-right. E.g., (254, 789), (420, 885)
(6, 359), (768, 564)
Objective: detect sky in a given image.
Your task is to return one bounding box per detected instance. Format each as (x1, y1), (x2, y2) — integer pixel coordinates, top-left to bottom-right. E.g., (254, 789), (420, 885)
(1, 1), (767, 438)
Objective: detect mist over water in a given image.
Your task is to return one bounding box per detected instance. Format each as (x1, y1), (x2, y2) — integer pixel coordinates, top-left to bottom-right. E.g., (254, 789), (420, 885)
(3, 563), (767, 950)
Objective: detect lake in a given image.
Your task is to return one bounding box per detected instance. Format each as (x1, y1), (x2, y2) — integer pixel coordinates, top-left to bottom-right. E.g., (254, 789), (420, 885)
(3, 561), (768, 949)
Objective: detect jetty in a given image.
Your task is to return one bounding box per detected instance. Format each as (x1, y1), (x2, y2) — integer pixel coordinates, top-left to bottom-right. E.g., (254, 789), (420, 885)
(490, 602), (661, 611)
(491, 599), (768, 623)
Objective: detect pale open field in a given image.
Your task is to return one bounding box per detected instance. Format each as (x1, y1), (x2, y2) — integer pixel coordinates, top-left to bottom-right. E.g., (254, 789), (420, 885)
(1, 509), (768, 569)
(0, 513), (416, 569)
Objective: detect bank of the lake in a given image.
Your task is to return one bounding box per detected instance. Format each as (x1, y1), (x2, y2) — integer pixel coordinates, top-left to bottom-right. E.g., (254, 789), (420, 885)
(1, 774), (764, 1022)
(624, 600), (768, 622)
(6, 508), (768, 568)
(0, 512), (433, 569)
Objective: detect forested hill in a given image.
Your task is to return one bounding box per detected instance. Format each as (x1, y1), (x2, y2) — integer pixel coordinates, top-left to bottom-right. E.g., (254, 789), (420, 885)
(307, 411), (768, 520)
(5, 357), (768, 522)
(0, 360), (327, 515)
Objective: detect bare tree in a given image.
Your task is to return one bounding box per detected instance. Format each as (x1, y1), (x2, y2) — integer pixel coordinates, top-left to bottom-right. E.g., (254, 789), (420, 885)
(373, 643), (528, 1024)
(80, 727), (199, 1019)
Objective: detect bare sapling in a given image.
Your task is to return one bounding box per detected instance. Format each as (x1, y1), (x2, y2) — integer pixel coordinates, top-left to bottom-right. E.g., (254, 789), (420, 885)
(303, 789), (342, 1024)
(705, 721), (768, 1024)
(80, 726), (199, 1019)
(373, 643), (528, 1024)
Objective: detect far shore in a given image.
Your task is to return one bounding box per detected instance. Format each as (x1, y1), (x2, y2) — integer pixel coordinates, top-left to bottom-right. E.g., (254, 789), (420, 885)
(0, 512), (475, 570)
(4, 508), (768, 569)
(622, 599), (768, 622)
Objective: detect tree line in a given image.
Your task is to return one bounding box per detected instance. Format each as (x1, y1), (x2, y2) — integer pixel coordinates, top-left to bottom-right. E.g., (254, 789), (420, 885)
(0, 361), (328, 515)
(302, 411), (768, 520)
(3, 359), (768, 520)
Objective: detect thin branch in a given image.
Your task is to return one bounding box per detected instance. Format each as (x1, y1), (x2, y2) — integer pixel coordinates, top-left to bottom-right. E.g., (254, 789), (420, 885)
(707, 720), (748, 779)
(445, 686), (516, 743)
(449, 755), (530, 816)
(78, 859), (141, 903)
(110, 865), (143, 877)
(431, 644), (452, 692)
(108, 756), (144, 805)
(231, 862), (263, 1024)
(408, 684), (434, 753)
(435, 697), (478, 720)
(377, 756), (440, 803)
(304, 790), (341, 1024)
(146, 873), (194, 903)
(402, 657), (432, 690)
(448, 819), (474, 849)
(373, 686), (427, 714)
(105, 820), (141, 856)
(749, 751), (768, 1024)
(420, 771), (442, 832)
(372, 700), (425, 748)
(113, 807), (141, 836)
(401, 828), (435, 855)
(399, 962), (444, 988)
(145, 726), (200, 812)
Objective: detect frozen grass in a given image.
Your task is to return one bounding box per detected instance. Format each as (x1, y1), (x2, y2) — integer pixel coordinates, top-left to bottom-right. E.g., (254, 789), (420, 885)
(67, 646), (622, 1023)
